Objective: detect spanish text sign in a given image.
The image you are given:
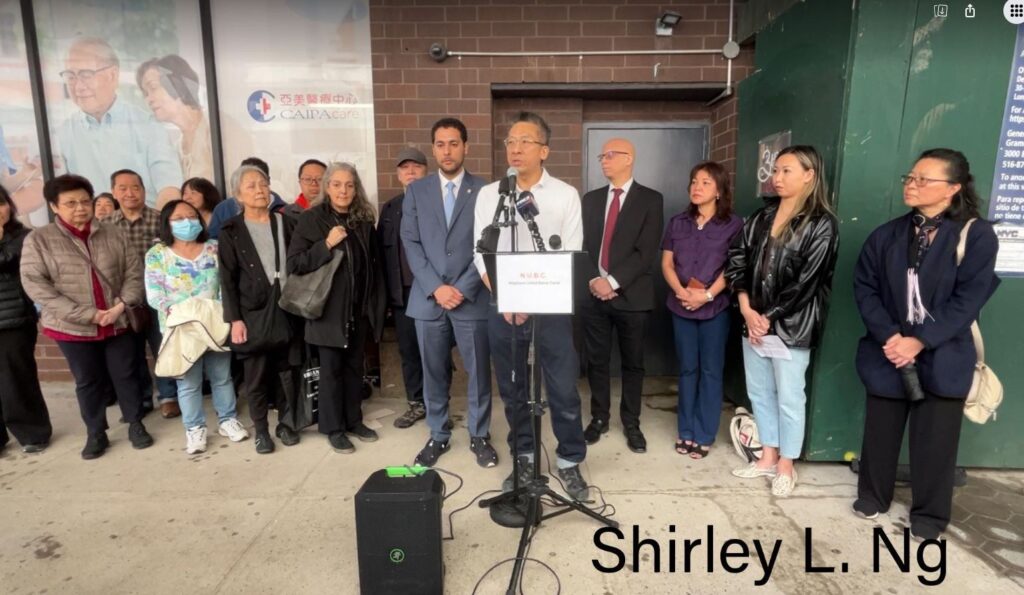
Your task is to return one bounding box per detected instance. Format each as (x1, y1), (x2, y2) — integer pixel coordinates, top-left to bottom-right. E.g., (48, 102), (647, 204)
(990, 24), (1024, 276)
(495, 253), (574, 315)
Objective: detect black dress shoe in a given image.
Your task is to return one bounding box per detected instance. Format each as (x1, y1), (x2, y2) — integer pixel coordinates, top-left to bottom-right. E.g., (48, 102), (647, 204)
(22, 443), (48, 454)
(329, 431), (354, 453)
(255, 429), (275, 454)
(275, 424), (300, 446)
(128, 422), (154, 449)
(583, 419), (609, 445)
(624, 425), (647, 453)
(81, 432), (110, 460)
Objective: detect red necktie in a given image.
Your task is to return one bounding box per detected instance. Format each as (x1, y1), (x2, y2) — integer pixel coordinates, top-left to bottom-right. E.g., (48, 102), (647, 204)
(601, 188), (623, 272)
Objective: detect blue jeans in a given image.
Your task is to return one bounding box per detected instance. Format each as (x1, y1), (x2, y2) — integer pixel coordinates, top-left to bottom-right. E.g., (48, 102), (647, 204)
(673, 310), (730, 445)
(741, 339), (811, 459)
(176, 351), (238, 430)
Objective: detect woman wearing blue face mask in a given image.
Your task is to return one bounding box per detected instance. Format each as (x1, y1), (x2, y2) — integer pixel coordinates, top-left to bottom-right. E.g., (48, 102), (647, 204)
(144, 200), (249, 454)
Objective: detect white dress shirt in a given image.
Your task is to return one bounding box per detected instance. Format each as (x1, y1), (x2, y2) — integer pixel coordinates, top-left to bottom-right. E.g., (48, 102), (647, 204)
(473, 168), (583, 278)
(439, 168), (465, 200)
(595, 177), (634, 290)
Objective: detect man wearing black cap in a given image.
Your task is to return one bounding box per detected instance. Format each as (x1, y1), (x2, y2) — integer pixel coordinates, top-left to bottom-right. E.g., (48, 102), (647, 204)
(379, 147), (428, 428)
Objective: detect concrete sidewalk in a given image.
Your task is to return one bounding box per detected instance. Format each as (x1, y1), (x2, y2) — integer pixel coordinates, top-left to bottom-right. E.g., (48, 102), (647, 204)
(1, 373), (1022, 594)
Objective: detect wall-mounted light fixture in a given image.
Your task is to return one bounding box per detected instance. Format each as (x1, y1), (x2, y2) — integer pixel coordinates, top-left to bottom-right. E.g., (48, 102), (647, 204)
(656, 11), (681, 36)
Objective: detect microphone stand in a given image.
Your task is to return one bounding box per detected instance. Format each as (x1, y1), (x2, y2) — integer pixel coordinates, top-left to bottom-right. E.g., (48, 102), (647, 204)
(479, 187), (618, 595)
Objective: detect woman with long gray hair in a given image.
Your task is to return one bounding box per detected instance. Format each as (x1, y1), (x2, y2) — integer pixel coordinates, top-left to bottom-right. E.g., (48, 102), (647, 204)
(724, 145), (840, 497)
(287, 162), (385, 454)
(218, 164), (302, 454)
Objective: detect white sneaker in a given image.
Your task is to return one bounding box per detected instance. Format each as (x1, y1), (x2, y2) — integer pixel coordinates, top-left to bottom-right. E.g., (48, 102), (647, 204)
(731, 462), (777, 479)
(218, 418), (250, 442)
(771, 470), (798, 497)
(185, 426), (207, 454)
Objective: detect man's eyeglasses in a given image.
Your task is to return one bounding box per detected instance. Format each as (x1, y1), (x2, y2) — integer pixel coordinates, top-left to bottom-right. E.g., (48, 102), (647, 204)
(900, 174), (952, 188)
(503, 138), (545, 149)
(597, 151), (628, 162)
(299, 177), (321, 185)
(59, 65), (114, 86)
(59, 198), (93, 210)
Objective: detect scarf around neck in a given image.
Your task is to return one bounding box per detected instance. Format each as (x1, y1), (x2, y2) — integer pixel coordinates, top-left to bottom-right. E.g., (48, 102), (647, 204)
(906, 210), (944, 325)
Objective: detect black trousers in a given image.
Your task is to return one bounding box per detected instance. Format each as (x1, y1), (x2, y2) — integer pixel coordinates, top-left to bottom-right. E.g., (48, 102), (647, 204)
(317, 317), (369, 434)
(394, 287), (423, 404)
(241, 346), (294, 433)
(489, 310), (586, 464)
(580, 298), (649, 428)
(858, 392), (965, 533)
(57, 332), (144, 436)
(0, 323), (52, 447)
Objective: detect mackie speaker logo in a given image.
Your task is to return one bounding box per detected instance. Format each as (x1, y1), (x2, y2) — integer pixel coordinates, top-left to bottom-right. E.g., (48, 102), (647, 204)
(247, 90), (275, 123)
(388, 548), (405, 564)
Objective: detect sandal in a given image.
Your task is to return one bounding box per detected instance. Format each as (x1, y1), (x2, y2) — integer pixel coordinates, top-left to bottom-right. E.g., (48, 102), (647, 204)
(675, 440), (694, 455)
(689, 445), (710, 460)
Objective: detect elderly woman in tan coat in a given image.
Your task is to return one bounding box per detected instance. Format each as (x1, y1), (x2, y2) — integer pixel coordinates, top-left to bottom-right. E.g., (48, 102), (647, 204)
(21, 174), (154, 460)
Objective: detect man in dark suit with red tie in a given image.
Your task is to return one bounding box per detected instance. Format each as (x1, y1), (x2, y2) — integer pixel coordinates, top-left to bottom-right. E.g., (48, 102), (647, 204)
(579, 138), (664, 453)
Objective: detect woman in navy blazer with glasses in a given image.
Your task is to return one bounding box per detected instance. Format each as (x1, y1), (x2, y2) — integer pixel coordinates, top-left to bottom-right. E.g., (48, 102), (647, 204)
(852, 148), (1000, 541)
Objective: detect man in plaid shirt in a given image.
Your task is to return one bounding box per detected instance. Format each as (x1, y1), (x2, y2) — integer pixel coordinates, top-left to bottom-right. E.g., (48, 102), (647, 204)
(108, 169), (179, 418)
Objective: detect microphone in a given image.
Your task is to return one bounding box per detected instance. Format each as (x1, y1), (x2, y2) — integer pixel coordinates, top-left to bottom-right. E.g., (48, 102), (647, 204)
(549, 235), (562, 250)
(515, 190), (539, 221)
(498, 166), (517, 196)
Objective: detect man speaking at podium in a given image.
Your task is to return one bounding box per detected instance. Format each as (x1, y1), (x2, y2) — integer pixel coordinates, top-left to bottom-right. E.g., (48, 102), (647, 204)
(472, 111), (590, 501)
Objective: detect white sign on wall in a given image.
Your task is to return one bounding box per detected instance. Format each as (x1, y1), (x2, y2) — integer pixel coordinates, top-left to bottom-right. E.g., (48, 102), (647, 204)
(211, 0), (378, 204)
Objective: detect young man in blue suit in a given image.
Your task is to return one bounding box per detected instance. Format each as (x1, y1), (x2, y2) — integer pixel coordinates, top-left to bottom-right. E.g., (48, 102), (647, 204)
(401, 118), (496, 468)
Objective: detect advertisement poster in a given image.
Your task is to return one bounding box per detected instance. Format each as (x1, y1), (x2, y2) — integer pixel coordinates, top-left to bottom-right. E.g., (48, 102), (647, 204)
(0, 0), (48, 227)
(989, 24), (1024, 276)
(33, 0), (214, 207)
(211, 0), (378, 205)
(756, 130), (791, 197)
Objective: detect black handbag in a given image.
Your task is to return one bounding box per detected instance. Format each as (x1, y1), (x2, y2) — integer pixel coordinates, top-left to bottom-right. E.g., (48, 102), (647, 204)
(125, 304), (151, 333)
(229, 213), (291, 354)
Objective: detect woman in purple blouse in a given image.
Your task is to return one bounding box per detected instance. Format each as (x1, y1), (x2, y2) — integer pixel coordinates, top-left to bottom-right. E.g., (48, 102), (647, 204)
(661, 161), (743, 459)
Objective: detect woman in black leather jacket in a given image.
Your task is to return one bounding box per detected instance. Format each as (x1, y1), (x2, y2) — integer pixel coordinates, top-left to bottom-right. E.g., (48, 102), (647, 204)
(287, 162), (384, 454)
(0, 185), (51, 453)
(724, 145), (839, 497)
(851, 149), (999, 541)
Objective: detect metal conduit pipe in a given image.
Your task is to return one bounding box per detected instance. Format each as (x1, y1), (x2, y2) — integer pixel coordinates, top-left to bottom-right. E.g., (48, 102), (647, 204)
(706, 0), (738, 106)
(426, 0), (739, 106)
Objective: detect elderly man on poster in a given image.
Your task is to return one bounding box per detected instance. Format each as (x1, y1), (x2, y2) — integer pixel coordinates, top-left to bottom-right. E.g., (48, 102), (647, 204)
(55, 37), (181, 208)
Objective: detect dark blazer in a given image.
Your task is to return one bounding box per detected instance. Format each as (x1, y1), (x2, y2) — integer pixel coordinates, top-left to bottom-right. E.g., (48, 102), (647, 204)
(378, 193), (407, 308)
(853, 213), (1000, 399)
(0, 226), (35, 330)
(287, 202), (386, 349)
(401, 172), (489, 321)
(218, 212), (296, 324)
(579, 182), (664, 311)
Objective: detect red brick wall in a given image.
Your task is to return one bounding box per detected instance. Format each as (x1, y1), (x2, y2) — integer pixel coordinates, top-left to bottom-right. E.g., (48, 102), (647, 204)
(371, 0), (754, 199)
(35, 333), (72, 382)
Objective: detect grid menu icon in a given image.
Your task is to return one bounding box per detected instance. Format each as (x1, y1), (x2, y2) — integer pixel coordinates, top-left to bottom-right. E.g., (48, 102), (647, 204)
(1007, 0), (1024, 23)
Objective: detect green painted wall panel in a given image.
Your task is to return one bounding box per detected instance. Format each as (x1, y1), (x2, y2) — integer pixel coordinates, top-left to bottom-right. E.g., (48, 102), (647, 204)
(888, 2), (1020, 467)
(736, 0), (1023, 467)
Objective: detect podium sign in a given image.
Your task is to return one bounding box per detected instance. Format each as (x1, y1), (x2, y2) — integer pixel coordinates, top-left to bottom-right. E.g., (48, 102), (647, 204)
(495, 253), (574, 314)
